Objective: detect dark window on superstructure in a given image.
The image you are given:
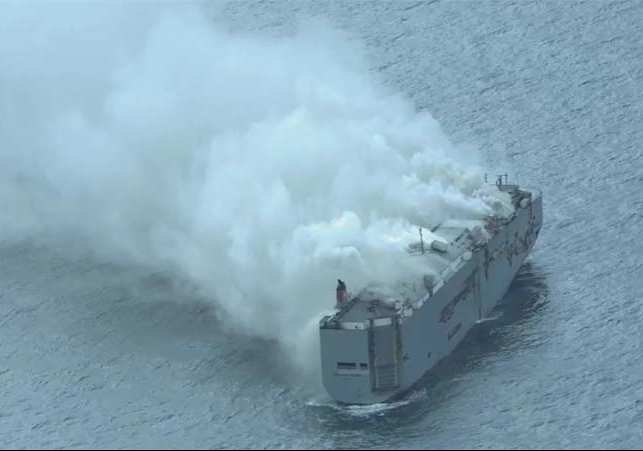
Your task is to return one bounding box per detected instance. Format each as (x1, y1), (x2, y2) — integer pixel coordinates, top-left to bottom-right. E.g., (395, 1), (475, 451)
(360, 363), (368, 370)
(337, 362), (357, 370)
(448, 323), (462, 340)
(439, 283), (472, 323)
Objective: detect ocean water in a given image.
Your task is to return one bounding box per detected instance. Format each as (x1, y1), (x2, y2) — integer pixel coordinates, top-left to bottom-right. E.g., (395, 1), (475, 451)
(1, 0), (643, 449)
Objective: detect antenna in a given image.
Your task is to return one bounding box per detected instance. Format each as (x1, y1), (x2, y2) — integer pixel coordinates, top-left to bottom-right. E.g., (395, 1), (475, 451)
(419, 227), (425, 254)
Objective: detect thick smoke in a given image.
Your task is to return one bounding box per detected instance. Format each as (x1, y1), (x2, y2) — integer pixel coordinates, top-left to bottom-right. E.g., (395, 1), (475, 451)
(0, 1), (512, 373)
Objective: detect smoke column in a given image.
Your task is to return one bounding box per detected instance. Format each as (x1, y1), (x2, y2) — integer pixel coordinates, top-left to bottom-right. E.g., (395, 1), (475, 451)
(0, 1), (512, 374)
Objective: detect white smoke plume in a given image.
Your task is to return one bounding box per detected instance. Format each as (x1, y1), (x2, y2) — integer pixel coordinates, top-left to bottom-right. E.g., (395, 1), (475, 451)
(0, 1), (512, 374)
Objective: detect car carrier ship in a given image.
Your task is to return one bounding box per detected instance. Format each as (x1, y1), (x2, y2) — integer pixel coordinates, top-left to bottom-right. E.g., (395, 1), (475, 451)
(319, 176), (542, 404)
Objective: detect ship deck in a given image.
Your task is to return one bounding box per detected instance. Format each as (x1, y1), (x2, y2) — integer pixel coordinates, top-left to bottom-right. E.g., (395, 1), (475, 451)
(325, 183), (537, 327)
(330, 218), (489, 324)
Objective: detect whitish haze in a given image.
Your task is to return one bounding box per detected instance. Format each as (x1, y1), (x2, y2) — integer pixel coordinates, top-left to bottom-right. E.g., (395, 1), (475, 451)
(0, 1), (512, 373)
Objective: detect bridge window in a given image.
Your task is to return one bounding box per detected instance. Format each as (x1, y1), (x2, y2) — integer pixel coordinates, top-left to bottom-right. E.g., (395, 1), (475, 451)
(337, 362), (357, 371)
